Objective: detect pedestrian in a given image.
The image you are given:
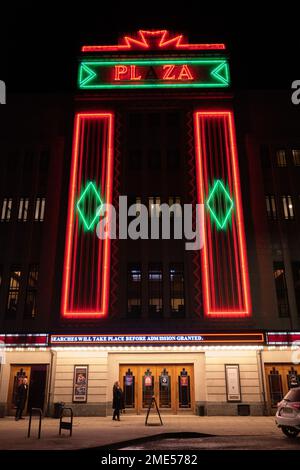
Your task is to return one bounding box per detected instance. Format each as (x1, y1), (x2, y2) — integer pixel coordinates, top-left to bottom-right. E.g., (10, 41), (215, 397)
(15, 377), (29, 421)
(112, 381), (123, 421)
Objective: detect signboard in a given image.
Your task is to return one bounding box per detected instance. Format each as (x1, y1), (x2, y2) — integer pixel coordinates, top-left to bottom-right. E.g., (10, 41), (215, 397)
(180, 376), (189, 387)
(144, 376), (152, 387)
(266, 332), (300, 345)
(125, 375), (133, 386)
(50, 332), (264, 346)
(160, 375), (169, 387)
(79, 58), (229, 90)
(73, 365), (88, 402)
(225, 365), (241, 402)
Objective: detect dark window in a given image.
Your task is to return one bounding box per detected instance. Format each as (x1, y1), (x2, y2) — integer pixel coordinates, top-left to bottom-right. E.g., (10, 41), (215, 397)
(167, 148), (180, 170)
(265, 195), (277, 220)
(6, 266), (22, 316)
(292, 262), (300, 316)
(148, 196), (161, 218)
(260, 144), (271, 169)
(170, 263), (185, 317)
(24, 265), (39, 319)
(1, 198), (12, 222)
(148, 264), (163, 316)
(24, 150), (35, 172)
(34, 197), (45, 221)
(128, 149), (142, 171)
(39, 150), (50, 172)
(148, 149), (161, 170)
(276, 149), (287, 167)
(127, 264), (142, 317)
(281, 195), (295, 220)
(292, 149), (300, 166)
(273, 262), (290, 317)
(18, 198), (29, 222)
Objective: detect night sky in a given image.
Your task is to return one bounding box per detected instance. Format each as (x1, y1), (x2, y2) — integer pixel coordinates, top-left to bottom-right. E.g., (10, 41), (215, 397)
(3, 3), (300, 93)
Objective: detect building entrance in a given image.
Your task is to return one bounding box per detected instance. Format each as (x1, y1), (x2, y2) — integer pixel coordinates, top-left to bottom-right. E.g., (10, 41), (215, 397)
(265, 364), (300, 411)
(119, 364), (194, 414)
(7, 365), (48, 415)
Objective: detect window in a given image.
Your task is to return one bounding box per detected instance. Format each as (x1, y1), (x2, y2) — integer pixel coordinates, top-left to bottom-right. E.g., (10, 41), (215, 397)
(265, 195), (277, 220)
(1, 198), (12, 222)
(6, 267), (22, 316)
(34, 197), (45, 221)
(128, 149), (142, 171)
(148, 149), (161, 170)
(170, 264), (185, 317)
(148, 196), (161, 217)
(24, 265), (39, 319)
(39, 149), (50, 172)
(127, 264), (142, 317)
(281, 196), (294, 220)
(276, 149), (287, 167)
(18, 198), (29, 221)
(168, 196), (182, 217)
(292, 262), (300, 316)
(273, 262), (290, 317)
(292, 149), (300, 166)
(260, 144), (271, 169)
(135, 197), (142, 216)
(148, 264), (163, 316)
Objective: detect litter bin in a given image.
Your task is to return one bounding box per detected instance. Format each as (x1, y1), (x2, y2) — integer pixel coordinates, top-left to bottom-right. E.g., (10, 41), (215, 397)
(237, 404), (250, 416)
(54, 402), (65, 419)
(198, 405), (205, 416)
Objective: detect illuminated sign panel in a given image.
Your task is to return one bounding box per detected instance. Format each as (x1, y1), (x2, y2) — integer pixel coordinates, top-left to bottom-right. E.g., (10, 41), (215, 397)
(50, 333), (264, 346)
(194, 111), (251, 318)
(61, 113), (114, 319)
(79, 59), (230, 89)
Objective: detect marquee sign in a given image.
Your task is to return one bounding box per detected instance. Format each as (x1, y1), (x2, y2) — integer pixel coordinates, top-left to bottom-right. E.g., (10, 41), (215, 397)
(266, 332), (300, 345)
(50, 333), (264, 346)
(78, 58), (230, 89)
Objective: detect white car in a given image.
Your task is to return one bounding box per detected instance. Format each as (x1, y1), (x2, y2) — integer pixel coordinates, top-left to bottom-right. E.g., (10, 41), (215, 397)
(276, 386), (300, 437)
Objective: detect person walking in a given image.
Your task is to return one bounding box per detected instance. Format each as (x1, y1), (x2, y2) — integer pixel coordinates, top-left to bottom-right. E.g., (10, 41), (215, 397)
(112, 381), (123, 421)
(15, 377), (29, 421)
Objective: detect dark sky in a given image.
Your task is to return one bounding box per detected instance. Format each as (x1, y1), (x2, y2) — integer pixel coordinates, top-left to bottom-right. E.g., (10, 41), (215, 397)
(3, 3), (300, 93)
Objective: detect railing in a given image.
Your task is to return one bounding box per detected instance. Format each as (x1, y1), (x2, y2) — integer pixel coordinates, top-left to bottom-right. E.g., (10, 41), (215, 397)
(27, 407), (43, 439)
(59, 407), (73, 437)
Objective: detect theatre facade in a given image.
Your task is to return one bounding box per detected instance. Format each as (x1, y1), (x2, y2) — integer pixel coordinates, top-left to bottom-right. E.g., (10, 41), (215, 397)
(0, 30), (300, 417)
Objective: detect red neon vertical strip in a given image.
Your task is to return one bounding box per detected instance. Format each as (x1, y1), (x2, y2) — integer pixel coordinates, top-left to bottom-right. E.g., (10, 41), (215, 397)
(61, 113), (114, 318)
(194, 111), (251, 317)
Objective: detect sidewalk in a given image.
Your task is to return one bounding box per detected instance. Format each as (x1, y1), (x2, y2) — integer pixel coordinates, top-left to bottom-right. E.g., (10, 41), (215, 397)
(0, 415), (279, 450)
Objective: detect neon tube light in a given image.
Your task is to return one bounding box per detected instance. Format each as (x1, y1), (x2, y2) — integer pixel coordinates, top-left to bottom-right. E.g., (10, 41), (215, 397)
(82, 30), (226, 52)
(194, 111), (251, 318)
(61, 113), (114, 319)
(78, 59), (230, 89)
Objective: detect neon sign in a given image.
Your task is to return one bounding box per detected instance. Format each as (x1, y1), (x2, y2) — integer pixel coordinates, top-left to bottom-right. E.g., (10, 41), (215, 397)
(61, 113), (114, 319)
(82, 30), (226, 52)
(194, 111), (251, 318)
(79, 59), (229, 89)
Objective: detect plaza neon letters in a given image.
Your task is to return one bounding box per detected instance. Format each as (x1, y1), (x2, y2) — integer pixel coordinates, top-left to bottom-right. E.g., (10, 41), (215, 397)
(113, 63), (194, 82)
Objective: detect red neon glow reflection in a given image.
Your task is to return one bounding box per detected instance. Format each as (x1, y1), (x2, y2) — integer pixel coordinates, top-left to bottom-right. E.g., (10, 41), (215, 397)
(194, 111), (251, 318)
(82, 30), (226, 52)
(61, 113), (114, 319)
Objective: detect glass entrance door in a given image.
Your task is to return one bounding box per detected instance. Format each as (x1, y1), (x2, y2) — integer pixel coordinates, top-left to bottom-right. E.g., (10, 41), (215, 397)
(120, 364), (194, 414)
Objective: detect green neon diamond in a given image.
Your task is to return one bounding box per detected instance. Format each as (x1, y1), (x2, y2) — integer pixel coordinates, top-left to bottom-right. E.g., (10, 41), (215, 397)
(76, 181), (103, 231)
(206, 180), (234, 230)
